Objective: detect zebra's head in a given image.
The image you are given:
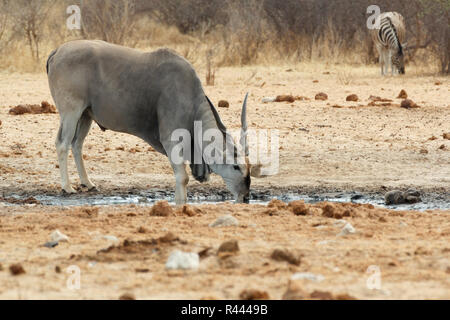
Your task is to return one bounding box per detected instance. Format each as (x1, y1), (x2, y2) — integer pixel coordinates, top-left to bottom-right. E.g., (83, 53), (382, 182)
(392, 45), (405, 75)
(391, 53), (405, 74)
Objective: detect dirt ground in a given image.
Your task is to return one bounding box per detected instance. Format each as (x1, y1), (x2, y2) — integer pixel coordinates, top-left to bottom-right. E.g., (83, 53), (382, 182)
(0, 64), (449, 299)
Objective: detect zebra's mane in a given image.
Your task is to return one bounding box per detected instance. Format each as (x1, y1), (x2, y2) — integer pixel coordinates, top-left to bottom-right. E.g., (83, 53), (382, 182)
(385, 17), (403, 55)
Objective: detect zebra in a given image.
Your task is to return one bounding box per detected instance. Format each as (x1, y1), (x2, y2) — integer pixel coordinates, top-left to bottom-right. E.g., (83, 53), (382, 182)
(371, 12), (406, 76)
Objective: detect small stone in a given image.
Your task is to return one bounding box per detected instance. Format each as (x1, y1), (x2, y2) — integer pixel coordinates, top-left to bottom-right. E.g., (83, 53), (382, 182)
(443, 133), (450, 140)
(310, 290), (334, 300)
(271, 249), (301, 266)
(9, 264), (26, 276)
(150, 201), (174, 217)
(275, 95), (295, 103)
(338, 223), (356, 236)
(282, 280), (308, 300)
(288, 200), (309, 216)
(43, 241), (59, 248)
(419, 148), (428, 154)
(291, 272), (325, 282)
(103, 235), (119, 243)
(181, 205), (197, 217)
(397, 89), (408, 99)
(315, 92), (328, 101)
(385, 190), (421, 205)
(240, 289), (269, 300)
(55, 266), (61, 273)
(346, 94), (359, 102)
(209, 215), (239, 228)
(401, 99), (419, 109)
(50, 230), (69, 242)
(119, 293), (136, 300)
(218, 240), (240, 256)
(262, 97), (276, 103)
(138, 226), (149, 233)
(385, 190), (404, 205)
(267, 199), (287, 209)
(218, 100), (229, 108)
(165, 250), (200, 270)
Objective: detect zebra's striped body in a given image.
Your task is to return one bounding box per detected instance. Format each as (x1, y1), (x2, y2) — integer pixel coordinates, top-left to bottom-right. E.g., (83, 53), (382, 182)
(371, 12), (406, 76)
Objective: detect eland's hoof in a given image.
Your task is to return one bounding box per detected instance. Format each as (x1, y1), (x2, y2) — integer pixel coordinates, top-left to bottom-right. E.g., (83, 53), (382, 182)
(81, 184), (97, 192)
(61, 187), (76, 196)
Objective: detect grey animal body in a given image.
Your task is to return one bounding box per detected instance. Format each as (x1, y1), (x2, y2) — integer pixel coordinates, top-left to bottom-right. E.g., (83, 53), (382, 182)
(47, 40), (259, 204)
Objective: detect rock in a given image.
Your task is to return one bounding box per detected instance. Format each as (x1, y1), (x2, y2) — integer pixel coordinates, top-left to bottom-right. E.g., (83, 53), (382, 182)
(288, 200), (310, 216)
(165, 250), (199, 270)
(335, 293), (357, 300)
(239, 289), (269, 300)
(271, 249), (301, 266)
(401, 99), (419, 109)
(217, 240), (239, 256)
(322, 203), (343, 219)
(338, 222), (356, 236)
(119, 293), (136, 300)
(397, 89), (408, 99)
(315, 92), (328, 101)
(420, 148), (428, 154)
(103, 235), (119, 243)
(310, 290), (334, 300)
(180, 205), (197, 217)
(346, 94), (359, 102)
(9, 264), (25, 276)
(282, 280), (308, 300)
(443, 133), (450, 140)
(150, 201), (174, 217)
(55, 266), (61, 273)
(267, 199), (287, 210)
(43, 241), (59, 248)
(262, 97), (276, 103)
(385, 190), (421, 205)
(291, 272), (325, 282)
(209, 215), (239, 228)
(9, 101), (57, 115)
(50, 230), (69, 242)
(218, 100), (229, 108)
(385, 190), (404, 205)
(275, 95), (295, 103)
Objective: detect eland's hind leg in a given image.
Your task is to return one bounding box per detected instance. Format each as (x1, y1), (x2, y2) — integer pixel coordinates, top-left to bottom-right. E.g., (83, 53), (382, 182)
(55, 103), (84, 194)
(72, 110), (96, 190)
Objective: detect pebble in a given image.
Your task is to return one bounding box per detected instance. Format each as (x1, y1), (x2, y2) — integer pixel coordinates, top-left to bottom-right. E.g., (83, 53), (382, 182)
(103, 235), (119, 243)
(262, 97), (276, 103)
(209, 215), (239, 228)
(50, 230), (69, 242)
(338, 222), (356, 236)
(43, 241), (59, 248)
(166, 250), (200, 270)
(291, 272), (325, 282)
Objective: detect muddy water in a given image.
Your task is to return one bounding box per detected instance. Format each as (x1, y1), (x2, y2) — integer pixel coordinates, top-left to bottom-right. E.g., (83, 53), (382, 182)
(2, 190), (449, 211)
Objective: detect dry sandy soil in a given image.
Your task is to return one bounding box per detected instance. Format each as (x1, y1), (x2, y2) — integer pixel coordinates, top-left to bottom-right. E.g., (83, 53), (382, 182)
(0, 63), (449, 299)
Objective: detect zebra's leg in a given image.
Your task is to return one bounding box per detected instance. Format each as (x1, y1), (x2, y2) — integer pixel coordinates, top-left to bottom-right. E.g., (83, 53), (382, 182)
(388, 51), (394, 76)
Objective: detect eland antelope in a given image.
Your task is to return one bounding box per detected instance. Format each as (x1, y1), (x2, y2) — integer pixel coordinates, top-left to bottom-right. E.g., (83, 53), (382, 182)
(46, 40), (265, 204)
